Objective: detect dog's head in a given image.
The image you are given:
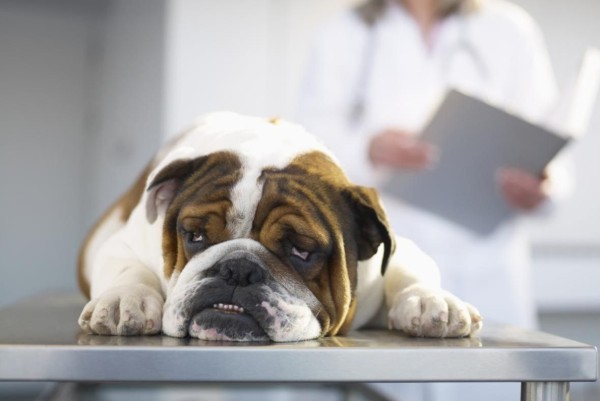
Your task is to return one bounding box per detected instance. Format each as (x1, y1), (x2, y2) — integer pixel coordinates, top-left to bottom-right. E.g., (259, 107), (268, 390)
(146, 113), (394, 342)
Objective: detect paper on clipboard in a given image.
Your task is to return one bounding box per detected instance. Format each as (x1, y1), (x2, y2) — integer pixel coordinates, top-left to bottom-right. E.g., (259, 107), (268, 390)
(381, 90), (570, 236)
(549, 47), (600, 138)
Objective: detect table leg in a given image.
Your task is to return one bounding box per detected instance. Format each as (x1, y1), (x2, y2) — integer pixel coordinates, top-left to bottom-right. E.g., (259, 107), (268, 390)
(521, 382), (570, 401)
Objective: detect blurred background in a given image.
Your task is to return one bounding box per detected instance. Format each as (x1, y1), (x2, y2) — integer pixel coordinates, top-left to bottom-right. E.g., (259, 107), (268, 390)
(0, 0), (598, 399)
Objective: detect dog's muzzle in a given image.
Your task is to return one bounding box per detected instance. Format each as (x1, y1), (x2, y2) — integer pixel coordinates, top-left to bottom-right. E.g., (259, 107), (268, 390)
(162, 240), (322, 342)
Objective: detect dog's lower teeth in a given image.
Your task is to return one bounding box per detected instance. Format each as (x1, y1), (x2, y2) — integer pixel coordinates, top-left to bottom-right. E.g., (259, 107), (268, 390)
(212, 304), (244, 313)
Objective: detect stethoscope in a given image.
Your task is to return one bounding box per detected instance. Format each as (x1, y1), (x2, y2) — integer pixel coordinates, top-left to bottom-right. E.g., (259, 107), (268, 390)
(349, 11), (490, 127)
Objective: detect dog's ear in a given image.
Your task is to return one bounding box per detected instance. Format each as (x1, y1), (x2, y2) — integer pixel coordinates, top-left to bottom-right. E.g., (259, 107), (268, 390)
(145, 158), (198, 223)
(344, 186), (395, 275)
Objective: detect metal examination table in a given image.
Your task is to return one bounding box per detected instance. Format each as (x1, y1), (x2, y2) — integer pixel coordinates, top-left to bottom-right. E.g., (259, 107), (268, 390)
(0, 294), (596, 401)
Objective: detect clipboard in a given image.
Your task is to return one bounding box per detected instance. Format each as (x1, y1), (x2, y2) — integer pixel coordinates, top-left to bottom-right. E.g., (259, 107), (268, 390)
(381, 89), (571, 236)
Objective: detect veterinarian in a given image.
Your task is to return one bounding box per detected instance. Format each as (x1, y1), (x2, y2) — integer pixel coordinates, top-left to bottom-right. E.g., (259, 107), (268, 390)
(297, 0), (572, 400)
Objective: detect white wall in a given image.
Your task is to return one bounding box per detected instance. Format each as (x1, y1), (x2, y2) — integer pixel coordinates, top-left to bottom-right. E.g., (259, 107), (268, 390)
(84, 0), (165, 225)
(164, 0), (270, 136)
(0, 0), (165, 307)
(163, 0), (355, 136)
(0, 1), (90, 304)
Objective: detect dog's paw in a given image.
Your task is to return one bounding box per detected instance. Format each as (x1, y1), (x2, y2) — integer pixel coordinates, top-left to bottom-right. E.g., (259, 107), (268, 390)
(388, 285), (482, 338)
(78, 284), (164, 336)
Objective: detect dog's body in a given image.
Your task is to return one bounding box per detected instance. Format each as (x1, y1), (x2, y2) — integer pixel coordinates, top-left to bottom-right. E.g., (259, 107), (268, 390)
(78, 112), (481, 341)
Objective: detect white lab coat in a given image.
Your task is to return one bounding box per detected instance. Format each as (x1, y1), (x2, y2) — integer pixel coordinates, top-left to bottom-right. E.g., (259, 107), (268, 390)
(298, 2), (569, 400)
(298, 0), (564, 328)
(297, 2), (570, 400)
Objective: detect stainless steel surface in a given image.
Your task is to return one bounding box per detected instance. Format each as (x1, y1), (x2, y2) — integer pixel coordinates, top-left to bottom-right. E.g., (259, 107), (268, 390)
(521, 382), (570, 401)
(0, 294), (597, 383)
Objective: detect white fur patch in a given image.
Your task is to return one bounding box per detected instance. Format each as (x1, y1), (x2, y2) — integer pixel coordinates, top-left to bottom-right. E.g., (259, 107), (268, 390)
(260, 295), (321, 342)
(350, 245), (385, 330)
(227, 162), (264, 238)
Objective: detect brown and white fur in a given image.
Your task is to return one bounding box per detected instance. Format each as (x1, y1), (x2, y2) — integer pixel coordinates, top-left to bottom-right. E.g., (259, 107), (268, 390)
(78, 112), (482, 342)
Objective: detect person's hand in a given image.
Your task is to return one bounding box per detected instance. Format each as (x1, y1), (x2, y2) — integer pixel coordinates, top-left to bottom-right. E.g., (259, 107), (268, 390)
(368, 129), (437, 170)
(497, 168), (548, 211)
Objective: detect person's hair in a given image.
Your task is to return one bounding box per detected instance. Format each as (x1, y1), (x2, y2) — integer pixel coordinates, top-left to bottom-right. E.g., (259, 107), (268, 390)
(355, 0), (481, 25)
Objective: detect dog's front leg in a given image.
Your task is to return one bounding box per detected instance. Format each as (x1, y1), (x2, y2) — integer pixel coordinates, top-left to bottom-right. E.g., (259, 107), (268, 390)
(384, 237), (482, 338)
(78, 238), (164, 336)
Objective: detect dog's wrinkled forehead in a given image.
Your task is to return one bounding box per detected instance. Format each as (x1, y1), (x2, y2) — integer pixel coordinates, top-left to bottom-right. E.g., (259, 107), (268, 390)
(145, 112), (339, 225)
(154, 150), (350, 274)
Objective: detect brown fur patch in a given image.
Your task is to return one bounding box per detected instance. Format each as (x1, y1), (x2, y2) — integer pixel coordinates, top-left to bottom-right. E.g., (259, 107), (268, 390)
(161, 152), (242, 277)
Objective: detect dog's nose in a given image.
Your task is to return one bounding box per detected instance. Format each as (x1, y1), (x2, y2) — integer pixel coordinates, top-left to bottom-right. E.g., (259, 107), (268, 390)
(217, 258), (265, 287)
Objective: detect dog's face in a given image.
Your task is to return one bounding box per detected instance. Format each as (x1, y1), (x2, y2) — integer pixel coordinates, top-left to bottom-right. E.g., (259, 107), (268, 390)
(143, 117), (393, 342)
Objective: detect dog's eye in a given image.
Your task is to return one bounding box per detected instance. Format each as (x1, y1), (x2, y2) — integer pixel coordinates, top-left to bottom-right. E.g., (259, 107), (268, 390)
(183, 230), (205, 245)
(190, 232), (204, 243)
(291, 246), (310, 261)
(182, 230), (208, 257)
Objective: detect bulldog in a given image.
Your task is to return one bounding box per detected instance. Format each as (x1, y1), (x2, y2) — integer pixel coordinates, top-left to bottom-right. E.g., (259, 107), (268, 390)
(77, 112), (482, 342)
